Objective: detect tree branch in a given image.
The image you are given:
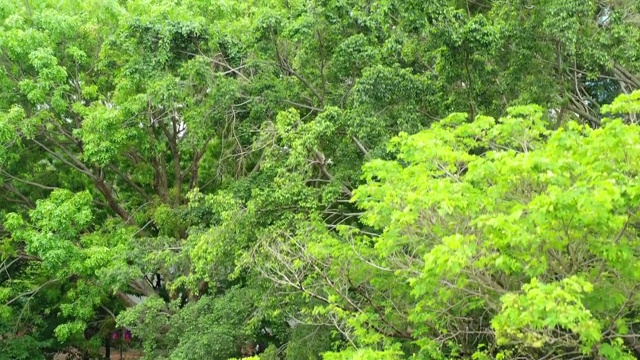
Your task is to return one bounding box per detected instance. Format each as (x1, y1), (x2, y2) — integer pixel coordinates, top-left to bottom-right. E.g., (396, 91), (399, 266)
(0, 169), (60, 190)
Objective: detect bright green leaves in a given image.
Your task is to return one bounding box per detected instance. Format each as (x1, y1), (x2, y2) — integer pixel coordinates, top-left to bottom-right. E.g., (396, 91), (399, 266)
(5, 190), (91, 271)
(5, 189), (89, 274)
(492, 276), (599, 351)
(322, 347), (403, 360)
(599, 338), (638, 360)
(55, 278), (108, 341)
(601, 90), (640, 117)
(354, 112), (491, 241)
(274, 107), (338, 170)
(3, 190), (142, 341)
(82, 224), (142, 292)
(423, 234), (477, 279)
(1, 0), (639, 359)
(349, 94), (640, 358)
(0, 105), (28, 162)
(27, 47), (68, 83)
(185, 191), (251, 287)
(487, 105), (549, 152)
(1, 8), (90, 111)
(73, 103), (139, 166)
(27, 190), (92, 238)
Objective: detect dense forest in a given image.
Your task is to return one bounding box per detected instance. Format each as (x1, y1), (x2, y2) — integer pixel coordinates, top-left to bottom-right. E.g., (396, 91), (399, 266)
(1, 0), (640, 359)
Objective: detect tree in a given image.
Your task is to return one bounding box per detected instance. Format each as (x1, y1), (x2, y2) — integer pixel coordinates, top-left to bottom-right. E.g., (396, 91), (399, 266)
(258, 92), (640, 359)
(0, 0), (639, 359)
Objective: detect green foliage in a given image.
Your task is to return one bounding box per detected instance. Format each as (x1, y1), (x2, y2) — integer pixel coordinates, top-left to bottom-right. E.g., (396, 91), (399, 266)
(322, 348), (403, 360)
(492, 276), (600, 350)
(0, 0), (639, 359)
(260, 344), (279, 360)
(345, 94), (640, 358)
(285, 325), (338, 360)
(118, 287), (261, 360)
(0, 331), (49, 360)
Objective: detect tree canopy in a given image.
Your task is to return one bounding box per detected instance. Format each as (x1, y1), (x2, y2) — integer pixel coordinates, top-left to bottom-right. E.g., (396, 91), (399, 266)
(1, 0), (640, 359)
